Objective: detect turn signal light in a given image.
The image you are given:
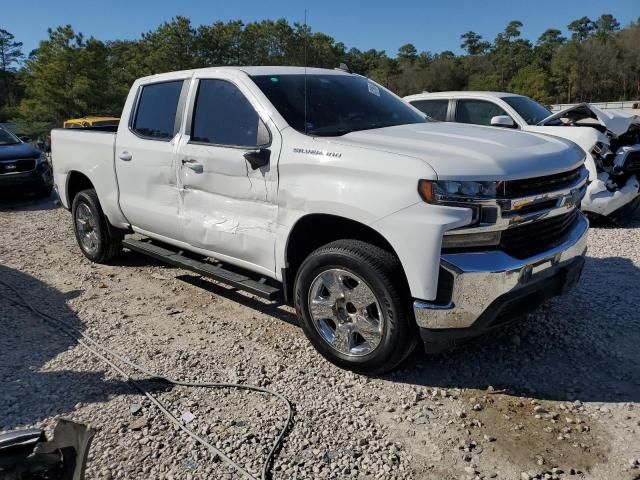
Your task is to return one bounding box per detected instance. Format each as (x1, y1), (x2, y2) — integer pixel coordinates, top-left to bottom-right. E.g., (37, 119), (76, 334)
(418, 180), (435, 203)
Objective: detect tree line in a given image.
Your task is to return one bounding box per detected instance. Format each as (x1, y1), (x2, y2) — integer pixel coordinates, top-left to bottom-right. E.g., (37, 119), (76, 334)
(1, 14), (639, 137)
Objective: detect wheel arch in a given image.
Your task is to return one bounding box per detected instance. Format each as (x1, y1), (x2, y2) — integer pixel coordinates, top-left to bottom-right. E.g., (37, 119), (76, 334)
(283, 213), (410, 303)
(66, 170), (95, 207)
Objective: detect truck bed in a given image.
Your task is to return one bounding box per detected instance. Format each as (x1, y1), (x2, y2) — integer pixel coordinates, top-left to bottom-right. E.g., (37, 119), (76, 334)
(51, 128), (123, 226)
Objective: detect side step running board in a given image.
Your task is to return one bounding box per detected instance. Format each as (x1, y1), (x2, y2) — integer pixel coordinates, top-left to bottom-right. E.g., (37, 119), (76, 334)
(122, 238), (282, 301)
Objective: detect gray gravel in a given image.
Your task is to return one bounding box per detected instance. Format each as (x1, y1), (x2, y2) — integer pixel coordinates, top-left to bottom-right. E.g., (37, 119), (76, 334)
(1, 195), (639, 480)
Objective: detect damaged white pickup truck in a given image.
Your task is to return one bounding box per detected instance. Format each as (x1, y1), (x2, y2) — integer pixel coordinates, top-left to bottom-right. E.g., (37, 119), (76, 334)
(405, 92), (640, 220)
(53, 67), (589, 373)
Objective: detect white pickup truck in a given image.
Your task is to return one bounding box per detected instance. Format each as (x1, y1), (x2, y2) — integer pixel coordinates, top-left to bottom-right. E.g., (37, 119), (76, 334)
(405, 91), (640, 220)
(52, 67), (589, 373)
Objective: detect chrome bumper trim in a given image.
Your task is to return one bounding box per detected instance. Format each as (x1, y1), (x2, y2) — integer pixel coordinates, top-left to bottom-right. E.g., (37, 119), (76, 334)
(414, 212), (589, 330)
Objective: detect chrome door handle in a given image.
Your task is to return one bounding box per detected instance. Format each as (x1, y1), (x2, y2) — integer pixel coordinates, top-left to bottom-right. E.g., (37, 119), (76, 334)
(119, 151), (132, 161)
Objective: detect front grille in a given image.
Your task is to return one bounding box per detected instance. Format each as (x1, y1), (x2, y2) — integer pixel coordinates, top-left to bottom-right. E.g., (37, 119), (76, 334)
(500, 210), (579, 259)
(0, 159), (36, 174)
(624, 152), (640, 174)
(501, 167), (583, 198)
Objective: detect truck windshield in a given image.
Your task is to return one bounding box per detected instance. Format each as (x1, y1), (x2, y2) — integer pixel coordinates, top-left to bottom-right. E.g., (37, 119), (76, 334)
(0, 128), (20, 145)
(503, 96), (557, 125)
(252, 74), (426, 136)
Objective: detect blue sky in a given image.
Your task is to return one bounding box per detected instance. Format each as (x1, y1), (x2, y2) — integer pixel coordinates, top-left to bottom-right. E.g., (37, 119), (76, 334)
(4, 0), (639, 57)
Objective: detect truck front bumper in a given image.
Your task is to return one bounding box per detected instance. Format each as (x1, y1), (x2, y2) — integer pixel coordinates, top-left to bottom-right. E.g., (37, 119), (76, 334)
(414, 212), (589, 351)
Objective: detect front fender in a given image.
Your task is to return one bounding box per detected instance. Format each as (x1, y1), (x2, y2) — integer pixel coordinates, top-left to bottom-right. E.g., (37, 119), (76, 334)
(372, 203), (472, 300)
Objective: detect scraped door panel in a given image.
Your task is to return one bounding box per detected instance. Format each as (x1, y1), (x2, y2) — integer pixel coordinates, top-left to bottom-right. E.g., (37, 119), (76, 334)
(177, 77), (279, 274)
(115, 80), (186, 239)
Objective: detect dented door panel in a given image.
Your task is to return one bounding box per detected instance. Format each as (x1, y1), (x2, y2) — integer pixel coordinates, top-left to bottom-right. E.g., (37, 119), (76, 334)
(177, 143), (278, 270)
(176, 74), (280, 274)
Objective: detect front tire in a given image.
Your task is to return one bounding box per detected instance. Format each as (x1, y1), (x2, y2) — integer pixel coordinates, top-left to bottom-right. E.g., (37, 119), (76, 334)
(71, 189), (122, 263)
(294, 240), (417, 374)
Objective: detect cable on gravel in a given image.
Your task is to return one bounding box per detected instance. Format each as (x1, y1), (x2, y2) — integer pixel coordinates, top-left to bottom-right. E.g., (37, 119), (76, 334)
(0, 278), (294, 480)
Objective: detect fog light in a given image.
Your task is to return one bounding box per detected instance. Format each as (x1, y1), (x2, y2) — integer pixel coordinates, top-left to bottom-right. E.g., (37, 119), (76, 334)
(442, 231), (502, 249)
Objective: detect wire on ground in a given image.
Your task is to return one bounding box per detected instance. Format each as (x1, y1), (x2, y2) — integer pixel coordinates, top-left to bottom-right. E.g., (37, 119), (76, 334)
(0, 278), (293, 480)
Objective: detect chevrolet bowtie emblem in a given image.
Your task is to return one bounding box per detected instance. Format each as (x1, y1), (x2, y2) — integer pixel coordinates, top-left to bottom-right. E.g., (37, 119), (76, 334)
(559, 189), (580, 208)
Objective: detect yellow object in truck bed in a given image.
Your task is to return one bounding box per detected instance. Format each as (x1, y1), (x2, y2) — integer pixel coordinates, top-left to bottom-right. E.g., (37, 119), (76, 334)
(63, 117), (120, 128)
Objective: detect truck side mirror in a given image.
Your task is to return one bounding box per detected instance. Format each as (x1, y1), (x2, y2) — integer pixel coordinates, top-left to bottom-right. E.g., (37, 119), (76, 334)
(243, 118), (272, 170)
(490, 115), (516, 128)
(244, 148), (271, 170)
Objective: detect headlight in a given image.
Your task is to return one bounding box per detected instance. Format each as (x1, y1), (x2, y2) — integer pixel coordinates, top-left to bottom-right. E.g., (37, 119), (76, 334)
(35, 153), (47, 165)
(418, 179), (502, 227)
(418, 179), (500, 204)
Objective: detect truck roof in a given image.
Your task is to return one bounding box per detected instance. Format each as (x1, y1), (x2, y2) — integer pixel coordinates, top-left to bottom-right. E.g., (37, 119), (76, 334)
(137, 66), (353, 83)
(404, 91), (524, 101)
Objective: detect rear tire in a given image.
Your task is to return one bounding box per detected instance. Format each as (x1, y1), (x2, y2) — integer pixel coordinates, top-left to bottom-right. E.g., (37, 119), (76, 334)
(294, 240), (417, 375)
(71, 189), (122, 263)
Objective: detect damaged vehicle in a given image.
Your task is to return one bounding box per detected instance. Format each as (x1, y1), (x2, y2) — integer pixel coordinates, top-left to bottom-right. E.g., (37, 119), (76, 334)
(405, 92), (640, 220)
(0, 419), (94, 479)
(52, 67), (589, 373)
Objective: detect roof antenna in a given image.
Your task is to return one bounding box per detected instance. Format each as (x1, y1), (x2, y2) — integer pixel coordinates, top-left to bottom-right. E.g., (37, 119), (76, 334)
(304, 8), (309, 135)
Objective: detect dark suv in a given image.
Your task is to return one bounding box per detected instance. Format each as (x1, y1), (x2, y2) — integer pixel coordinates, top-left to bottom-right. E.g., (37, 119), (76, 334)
(0, 127), (53, 197)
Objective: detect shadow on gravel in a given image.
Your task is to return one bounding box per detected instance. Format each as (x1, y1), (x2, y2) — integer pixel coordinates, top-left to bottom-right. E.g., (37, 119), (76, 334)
(176, 274), (299, 327)
(109, 249), (168, 268)
(0, 192), (59, 212)
(388, 255), (640, 404)
(0, 265), (170, 432)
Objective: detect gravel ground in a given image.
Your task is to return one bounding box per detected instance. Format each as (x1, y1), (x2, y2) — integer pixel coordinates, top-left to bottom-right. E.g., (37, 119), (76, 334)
(1, 194), (639, 480)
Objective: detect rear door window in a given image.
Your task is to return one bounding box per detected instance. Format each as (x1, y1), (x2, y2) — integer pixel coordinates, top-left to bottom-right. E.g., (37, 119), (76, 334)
(191, 79), (261, 147)
(132, 81), (184, 139)
(455, 99), (508, 126)
(410, 99), (449, 121)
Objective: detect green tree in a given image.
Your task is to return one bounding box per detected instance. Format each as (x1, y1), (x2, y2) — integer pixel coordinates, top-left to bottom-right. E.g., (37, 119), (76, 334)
(509, 65), (552, 104)
(535, 29), (566, 64)
(492, 20), (533, 89)
(568, 16), (594, 41)
(138, 16), (200, 73)
(460, 31), (491, 55)
(196, 20), (243, 66)
(593, 14), (620, 41)
(18, 26), (111, 133)
(551, 41), (580, 102)
(397, 43), (418, 64)
(0, 28), (24, 112)
(618, 20), (640, 98)
(7, 14), (640, 124)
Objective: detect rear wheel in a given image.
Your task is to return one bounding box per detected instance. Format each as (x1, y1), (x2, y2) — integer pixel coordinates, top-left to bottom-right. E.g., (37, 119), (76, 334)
(71, 189), (122, 263)
(294, 240), (417, 374)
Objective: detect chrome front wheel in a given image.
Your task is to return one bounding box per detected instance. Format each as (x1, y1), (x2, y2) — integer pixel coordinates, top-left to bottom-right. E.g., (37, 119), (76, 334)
(295, 240), (417, 374)
(308, 268), (384, 357)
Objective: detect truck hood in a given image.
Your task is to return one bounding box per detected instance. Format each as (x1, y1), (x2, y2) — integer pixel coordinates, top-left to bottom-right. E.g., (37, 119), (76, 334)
(0, 142), (41, 161)
(329, 122), (585, 181)
(524, 125), (607, 154)
(538, 103), (640, 137)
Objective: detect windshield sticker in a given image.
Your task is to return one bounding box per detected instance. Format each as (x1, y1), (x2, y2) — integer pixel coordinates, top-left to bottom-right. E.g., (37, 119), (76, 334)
(293, 148), (342, 158)
(367, 82), (380, 97)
